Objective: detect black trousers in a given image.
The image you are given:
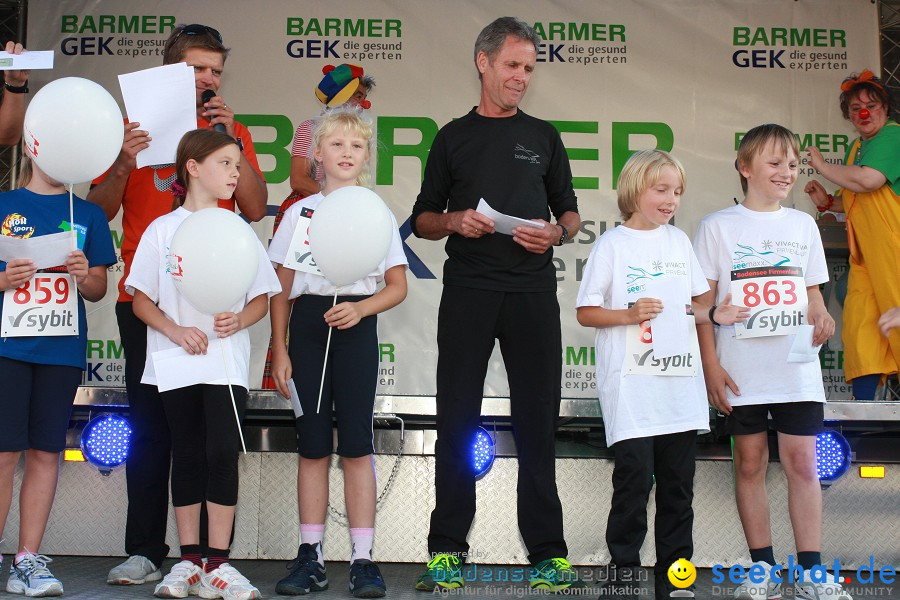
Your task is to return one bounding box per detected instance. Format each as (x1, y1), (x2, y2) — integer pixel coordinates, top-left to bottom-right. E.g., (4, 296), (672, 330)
(161, 384), (247, 507)
(427, 286), (567, 564)
(117, 302), (171, 567)
(606, 431), (696, 573)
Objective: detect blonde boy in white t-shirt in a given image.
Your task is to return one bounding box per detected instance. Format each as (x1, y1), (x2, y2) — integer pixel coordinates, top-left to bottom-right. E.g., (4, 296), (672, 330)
(694, 124), (850, 600)
(576, 150), (747, 600)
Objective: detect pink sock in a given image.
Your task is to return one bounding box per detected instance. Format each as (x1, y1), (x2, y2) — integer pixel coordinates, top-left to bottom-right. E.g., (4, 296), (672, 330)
(350, 528), (374, 563)
(300, 523), (325, 565)
(14, 552), (31, 564)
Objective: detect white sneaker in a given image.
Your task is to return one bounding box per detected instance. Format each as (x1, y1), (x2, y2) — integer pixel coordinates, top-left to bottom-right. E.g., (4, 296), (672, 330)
(154, 560), (203, 598)
(107, 554), (163, 585)
(796, 568), (852, 600)
(199, 563), (260, 600)
(734, 561), (783, 600)
(6, 553), (64, 597)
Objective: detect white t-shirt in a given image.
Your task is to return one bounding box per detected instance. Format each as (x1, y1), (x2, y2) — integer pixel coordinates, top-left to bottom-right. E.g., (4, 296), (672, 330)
(576, 224), (711, 446)
(125, 207), (282, 389)
(693, 204), (829, 406)
(268, 191), (408, 298)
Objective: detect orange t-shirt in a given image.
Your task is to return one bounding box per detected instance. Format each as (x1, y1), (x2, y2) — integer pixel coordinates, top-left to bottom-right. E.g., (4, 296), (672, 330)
(93, 118), (264, 301)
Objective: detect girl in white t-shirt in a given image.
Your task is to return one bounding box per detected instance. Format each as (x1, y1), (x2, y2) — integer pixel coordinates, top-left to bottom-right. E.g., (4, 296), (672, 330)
(694, 124), (848, 600)
(268, 107), (407, 598)
(575, 150), (745, 597)
(126, 129), (280, 600)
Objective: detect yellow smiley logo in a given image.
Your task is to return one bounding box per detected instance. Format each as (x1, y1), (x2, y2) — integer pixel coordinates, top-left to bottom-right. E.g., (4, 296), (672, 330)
(667, 558), (696, 588)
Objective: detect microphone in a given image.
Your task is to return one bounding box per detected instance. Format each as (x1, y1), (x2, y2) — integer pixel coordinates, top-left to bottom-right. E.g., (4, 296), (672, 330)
(201, 89), (226, 133)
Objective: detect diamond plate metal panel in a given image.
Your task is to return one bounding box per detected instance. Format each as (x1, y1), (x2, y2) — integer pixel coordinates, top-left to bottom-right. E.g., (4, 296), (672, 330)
(5, 455), (900, 569)
(0, 453), (261, 558)
(256, 452), (299, 559)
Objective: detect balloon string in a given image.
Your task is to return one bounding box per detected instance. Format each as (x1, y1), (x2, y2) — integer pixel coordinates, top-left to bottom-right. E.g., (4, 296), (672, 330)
(67, 186), (78, 300)
(220, 337), (247, 454)
(68, 186), (76, 251)
(315, 290), (339, 414)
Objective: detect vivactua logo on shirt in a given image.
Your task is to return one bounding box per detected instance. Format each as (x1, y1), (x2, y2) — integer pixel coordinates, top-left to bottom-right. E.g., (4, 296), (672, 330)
(731, 241), (791, 269)
(1, 213), (34, 238)
(625, 265), (663, 294)
(514, 144), (540, 164)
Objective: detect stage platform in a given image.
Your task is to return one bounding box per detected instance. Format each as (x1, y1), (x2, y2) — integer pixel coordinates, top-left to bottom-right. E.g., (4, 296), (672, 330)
(2, 387), (889, 569)
(0, 556), (888, 599)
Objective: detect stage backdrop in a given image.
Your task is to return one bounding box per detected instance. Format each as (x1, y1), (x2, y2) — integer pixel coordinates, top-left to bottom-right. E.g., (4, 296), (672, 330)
(26, 0), (877, 399)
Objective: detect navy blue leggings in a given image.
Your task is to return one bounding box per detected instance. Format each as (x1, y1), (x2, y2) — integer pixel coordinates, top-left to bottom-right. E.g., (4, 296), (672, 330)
(288, 294), (377, 458)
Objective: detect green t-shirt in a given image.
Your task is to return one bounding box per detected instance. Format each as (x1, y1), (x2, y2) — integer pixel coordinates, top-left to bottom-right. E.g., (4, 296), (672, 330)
(845, 119), (900, 195)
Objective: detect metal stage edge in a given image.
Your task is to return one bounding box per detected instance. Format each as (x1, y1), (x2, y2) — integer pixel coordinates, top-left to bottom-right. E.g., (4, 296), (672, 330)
(74, 386), (900, 421)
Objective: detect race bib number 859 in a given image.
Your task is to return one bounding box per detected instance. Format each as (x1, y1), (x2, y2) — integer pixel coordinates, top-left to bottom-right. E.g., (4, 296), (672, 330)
(2, 274), (79, 337)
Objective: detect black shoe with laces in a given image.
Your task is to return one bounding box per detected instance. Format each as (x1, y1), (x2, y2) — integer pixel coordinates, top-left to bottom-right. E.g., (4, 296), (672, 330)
(349, 559), (387, 598)
(598, 564), (644, 599)
(275, 543), (329, 595)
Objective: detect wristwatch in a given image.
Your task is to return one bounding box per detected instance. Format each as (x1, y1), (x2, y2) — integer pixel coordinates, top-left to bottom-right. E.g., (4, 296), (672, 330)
(555, 224), (569, 246)
(4, 81), (28, 94)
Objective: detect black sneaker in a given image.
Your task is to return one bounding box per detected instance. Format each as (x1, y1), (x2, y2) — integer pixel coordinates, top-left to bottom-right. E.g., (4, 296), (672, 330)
(275, 543), (329, 595)
(599, 564), (644, 599)
(349, 559), (387, 598)
(609, 564), (643, 586)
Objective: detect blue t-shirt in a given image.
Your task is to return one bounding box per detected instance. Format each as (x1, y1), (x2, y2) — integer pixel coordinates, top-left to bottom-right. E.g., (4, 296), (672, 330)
(0, 188), (116, 369)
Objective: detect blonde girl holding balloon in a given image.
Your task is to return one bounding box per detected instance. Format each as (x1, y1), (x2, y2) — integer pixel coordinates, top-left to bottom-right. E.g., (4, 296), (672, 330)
(268, 107), (407, 597)
(125, 128), (280, 600)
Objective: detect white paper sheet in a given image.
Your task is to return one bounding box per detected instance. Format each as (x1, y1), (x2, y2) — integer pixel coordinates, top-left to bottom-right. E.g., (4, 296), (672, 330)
(118, 63), (197, 168)
(0, 231), (73, 269)
(644, 279), (691, 359)
(151, 338), (228, 392)
(287, 379), (303, 418)
(787, 324), (822, 363)
(0, 50), (54, 70)
(475, 198), (545, 236)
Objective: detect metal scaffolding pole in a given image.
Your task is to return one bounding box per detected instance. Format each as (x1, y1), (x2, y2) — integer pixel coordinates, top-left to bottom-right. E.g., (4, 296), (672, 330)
(0, 0), (24, 191)
(882, 0), (900, 115)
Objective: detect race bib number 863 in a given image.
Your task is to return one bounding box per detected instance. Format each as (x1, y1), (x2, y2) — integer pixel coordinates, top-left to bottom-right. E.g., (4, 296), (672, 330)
(731, 266), (807, 339)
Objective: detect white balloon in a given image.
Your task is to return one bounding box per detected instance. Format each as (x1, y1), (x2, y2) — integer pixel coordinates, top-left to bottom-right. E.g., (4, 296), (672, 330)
(169, 208), (260, 314)
(23, 77), (124, 184)
(308, 186), (394, 287)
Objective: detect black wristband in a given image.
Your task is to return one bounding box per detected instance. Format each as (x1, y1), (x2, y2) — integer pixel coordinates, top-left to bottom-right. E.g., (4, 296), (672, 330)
(708, 305), (720, 326)
(4, 81), (28, 94)
(555, 224), (569, 246)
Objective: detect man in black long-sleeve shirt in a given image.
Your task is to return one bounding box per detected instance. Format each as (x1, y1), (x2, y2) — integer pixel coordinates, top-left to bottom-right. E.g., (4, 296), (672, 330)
(410, 16), (582, 593)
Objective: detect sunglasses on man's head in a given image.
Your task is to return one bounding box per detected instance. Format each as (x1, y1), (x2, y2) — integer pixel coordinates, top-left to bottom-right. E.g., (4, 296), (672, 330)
(171, 24), (223, 44)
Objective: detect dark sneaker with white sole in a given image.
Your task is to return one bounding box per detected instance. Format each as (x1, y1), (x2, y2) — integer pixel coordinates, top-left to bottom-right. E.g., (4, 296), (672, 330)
(275, 543), (329, 596)
(349, 559), (386, 598)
